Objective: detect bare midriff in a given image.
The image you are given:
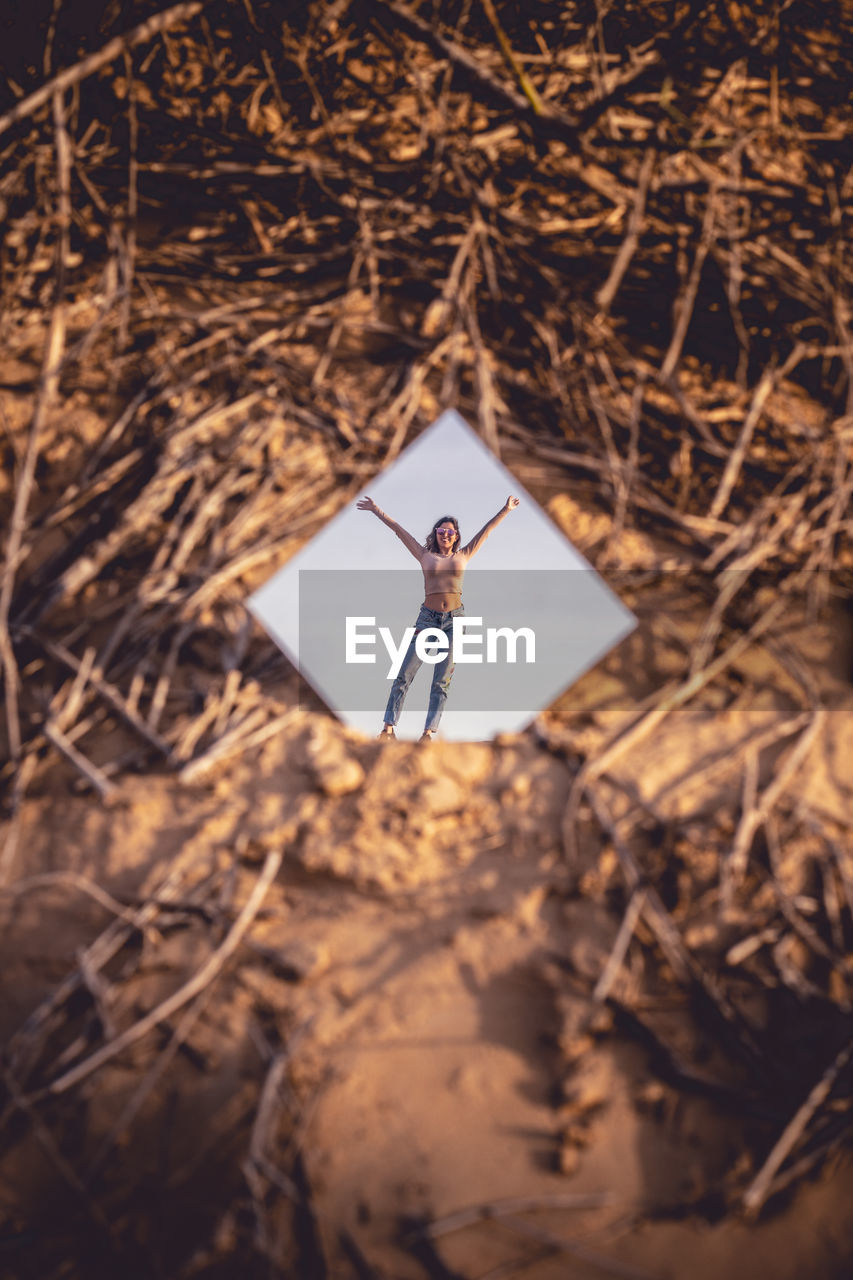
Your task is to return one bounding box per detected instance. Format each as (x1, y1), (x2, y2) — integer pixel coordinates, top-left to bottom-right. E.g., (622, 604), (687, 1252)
(423, 590), (462, 612)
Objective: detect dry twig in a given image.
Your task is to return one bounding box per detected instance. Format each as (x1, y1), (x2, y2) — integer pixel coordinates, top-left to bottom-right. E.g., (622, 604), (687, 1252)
(42, 846), (283, 1096)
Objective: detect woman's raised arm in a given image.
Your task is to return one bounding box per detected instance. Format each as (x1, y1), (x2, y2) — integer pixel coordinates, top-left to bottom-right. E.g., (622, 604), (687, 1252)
(357, 496), (424, 561)
(461, 496), (519, 558)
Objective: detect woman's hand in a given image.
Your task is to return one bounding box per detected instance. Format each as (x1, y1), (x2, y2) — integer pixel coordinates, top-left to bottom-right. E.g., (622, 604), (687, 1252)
(504, 496), (520, 511)
(357, 496), (381, 514)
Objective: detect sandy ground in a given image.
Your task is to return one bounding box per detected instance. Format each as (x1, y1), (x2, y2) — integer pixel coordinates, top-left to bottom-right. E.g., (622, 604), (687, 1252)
(2, 561), (853, 1278)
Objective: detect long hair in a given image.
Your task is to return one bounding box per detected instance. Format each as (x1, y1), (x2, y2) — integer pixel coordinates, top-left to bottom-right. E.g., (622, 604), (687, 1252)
(425, 514), (460, 554)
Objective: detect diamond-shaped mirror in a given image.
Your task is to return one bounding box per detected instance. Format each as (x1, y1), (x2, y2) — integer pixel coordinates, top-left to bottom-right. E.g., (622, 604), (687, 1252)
(248, 411), (636, 740)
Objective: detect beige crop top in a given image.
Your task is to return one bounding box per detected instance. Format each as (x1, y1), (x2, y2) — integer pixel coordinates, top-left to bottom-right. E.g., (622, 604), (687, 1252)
(419, 548), (469, 597)
(387, 514), (505, 597)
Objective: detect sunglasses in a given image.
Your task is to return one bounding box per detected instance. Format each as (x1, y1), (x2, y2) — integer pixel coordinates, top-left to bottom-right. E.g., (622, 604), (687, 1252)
(436, 527), (456, 535)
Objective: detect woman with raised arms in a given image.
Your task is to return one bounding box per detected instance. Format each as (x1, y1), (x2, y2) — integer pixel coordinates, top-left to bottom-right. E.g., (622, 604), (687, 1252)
(357, 495), (520, 740)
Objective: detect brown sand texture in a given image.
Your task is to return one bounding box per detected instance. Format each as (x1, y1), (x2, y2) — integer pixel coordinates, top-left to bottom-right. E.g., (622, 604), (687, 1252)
(3, 2), (853, 1278)
(3, 528), (853, 1279)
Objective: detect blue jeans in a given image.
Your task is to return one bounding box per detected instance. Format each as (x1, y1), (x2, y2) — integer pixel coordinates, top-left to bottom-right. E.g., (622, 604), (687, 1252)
(383, 604), (464, 733)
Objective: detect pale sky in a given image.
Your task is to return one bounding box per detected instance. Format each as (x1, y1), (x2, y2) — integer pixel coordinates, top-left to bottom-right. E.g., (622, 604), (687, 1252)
(285, 410), (586, 573)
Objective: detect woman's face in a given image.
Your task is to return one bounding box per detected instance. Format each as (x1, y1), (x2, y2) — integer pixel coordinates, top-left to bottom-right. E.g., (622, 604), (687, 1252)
(435, 522), (457, 553)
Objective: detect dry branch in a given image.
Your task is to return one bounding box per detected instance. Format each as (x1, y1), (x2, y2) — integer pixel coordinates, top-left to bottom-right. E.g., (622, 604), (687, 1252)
(708, 367), (776, 520)
(0, 91), (71, 761)
(5, 840), (219, 1082)
(562, 596), (788, 863)
(587, 785), (766, 1069)
(34, 633), (172, 758)
(722, 708), (827, 908)
(42, 720), (119, 804)
(593, 887), (649, 1003)
(43, 845), (282, 1096)
(421, 1192), (614, 1240)
(0, 3), (206, 139)
(660, 191), (718, 382)
(86, 979), (221, 1181)
(5, 871), (140, 926)
(372, 0), (570, 127)
(596, 148), (656, 315)
(1, 1062), (122, 1252)
(743, 1040), (853, 1217)
(177, 708), (300, 783)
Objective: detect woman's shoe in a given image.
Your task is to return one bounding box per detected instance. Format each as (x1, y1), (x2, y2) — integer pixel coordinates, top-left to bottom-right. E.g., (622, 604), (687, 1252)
(377, 725), (396, 739)
(419, 730), (435, 743)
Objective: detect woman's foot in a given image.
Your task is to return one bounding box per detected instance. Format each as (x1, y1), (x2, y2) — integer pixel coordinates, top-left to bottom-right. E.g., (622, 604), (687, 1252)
(377, 724), (396, 739)
(419, 729), (435, 743)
